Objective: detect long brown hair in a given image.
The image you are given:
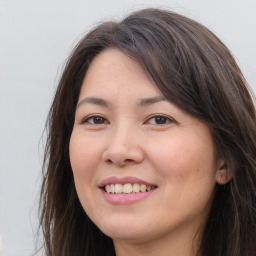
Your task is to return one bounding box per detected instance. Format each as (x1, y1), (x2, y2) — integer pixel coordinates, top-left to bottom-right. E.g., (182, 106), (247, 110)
(39, 8), (256, 256)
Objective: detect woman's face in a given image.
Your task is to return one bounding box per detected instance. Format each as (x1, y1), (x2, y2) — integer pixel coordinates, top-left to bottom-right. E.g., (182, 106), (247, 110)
(69, 48), (225, 246)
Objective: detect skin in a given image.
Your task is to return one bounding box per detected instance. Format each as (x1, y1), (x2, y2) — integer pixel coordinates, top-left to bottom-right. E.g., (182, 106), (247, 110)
(69, 48), (229, 256)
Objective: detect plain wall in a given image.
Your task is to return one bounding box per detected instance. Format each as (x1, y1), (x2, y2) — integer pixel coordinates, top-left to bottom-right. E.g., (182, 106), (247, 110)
(1, 0), (255, 255)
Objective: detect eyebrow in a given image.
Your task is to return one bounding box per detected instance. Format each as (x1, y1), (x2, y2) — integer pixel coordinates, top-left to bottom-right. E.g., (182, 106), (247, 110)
(138, 96), (167, 106)
(76, 97), (109, 109)
(76, 96), (167, 109)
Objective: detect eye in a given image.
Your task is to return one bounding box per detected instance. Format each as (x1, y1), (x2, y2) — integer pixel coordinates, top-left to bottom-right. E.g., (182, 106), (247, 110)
(146, 115), (174, 125)
(81, 115), (109, 125)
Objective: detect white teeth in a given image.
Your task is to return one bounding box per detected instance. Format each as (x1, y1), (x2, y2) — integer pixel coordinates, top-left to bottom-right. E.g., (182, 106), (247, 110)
(133, 183), (140, 192)
(104, 183), (155, 194)
(114, 184), (123, 193)
(110, 184), (115, 193)
(105, 184), (110, 193)
(123, 184), (133, 193)
(146, 185), (151, 191)
(140, 184), (146, 192)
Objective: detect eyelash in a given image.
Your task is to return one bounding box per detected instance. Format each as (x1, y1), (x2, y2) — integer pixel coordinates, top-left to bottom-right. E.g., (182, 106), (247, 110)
(145, 115), (174, 125)
(81, 115), (109, 125)
(81, 114), (174, 126)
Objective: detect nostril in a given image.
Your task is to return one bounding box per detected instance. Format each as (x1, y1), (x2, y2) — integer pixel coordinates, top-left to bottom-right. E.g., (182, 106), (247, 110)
(105, 159), (133, 166)
(106, 159), (112, 164)
(102, 146), (144, 166)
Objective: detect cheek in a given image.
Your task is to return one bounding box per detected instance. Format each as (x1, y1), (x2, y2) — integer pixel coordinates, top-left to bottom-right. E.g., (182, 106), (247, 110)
(151, 139), (210, 170)
(148, 135), (217, 199)
(69, 132), (101, 183)
(155, 142), (216, 225)
(69, 132), (103, 212)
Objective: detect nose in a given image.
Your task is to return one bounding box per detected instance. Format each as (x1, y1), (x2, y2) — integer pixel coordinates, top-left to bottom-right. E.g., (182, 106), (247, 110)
(102, 125), (144, 167)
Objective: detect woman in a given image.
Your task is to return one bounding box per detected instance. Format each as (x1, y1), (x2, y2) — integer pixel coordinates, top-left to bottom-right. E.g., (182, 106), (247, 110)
(39, 8), (256, 256)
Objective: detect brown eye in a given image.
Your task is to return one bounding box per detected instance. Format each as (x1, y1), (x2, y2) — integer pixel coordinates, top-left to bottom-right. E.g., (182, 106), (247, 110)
(82, 115), (108, 125)
(154, 116), (168, 124)
(147, 115), (173, 125)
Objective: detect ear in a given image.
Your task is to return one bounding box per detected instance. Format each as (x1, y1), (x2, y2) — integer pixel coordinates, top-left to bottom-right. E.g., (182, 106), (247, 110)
(215, 158), (233, 185)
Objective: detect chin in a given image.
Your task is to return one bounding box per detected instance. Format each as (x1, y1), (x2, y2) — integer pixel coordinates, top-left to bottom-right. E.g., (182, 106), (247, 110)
(104, 228), (150, 243)
(95, 217), (151, 242)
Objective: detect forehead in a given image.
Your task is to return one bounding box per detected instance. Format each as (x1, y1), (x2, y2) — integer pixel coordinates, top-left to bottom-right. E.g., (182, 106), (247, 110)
(79, 48), (162, 99)
(86, 48), (142, 73)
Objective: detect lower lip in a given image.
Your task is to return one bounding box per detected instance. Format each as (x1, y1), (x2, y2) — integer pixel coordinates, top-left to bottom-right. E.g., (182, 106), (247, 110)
(101, 189), (156, 204)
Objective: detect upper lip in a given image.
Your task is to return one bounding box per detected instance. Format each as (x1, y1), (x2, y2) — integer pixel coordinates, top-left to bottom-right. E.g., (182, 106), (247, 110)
(99, 176), (157, 188)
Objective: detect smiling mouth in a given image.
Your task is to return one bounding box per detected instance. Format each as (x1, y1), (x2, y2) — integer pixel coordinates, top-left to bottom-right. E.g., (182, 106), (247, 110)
(103, 183), (157, 194)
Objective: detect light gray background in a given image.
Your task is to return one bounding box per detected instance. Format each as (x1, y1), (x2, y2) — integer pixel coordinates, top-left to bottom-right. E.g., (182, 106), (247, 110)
(1, 0), (255, 255)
